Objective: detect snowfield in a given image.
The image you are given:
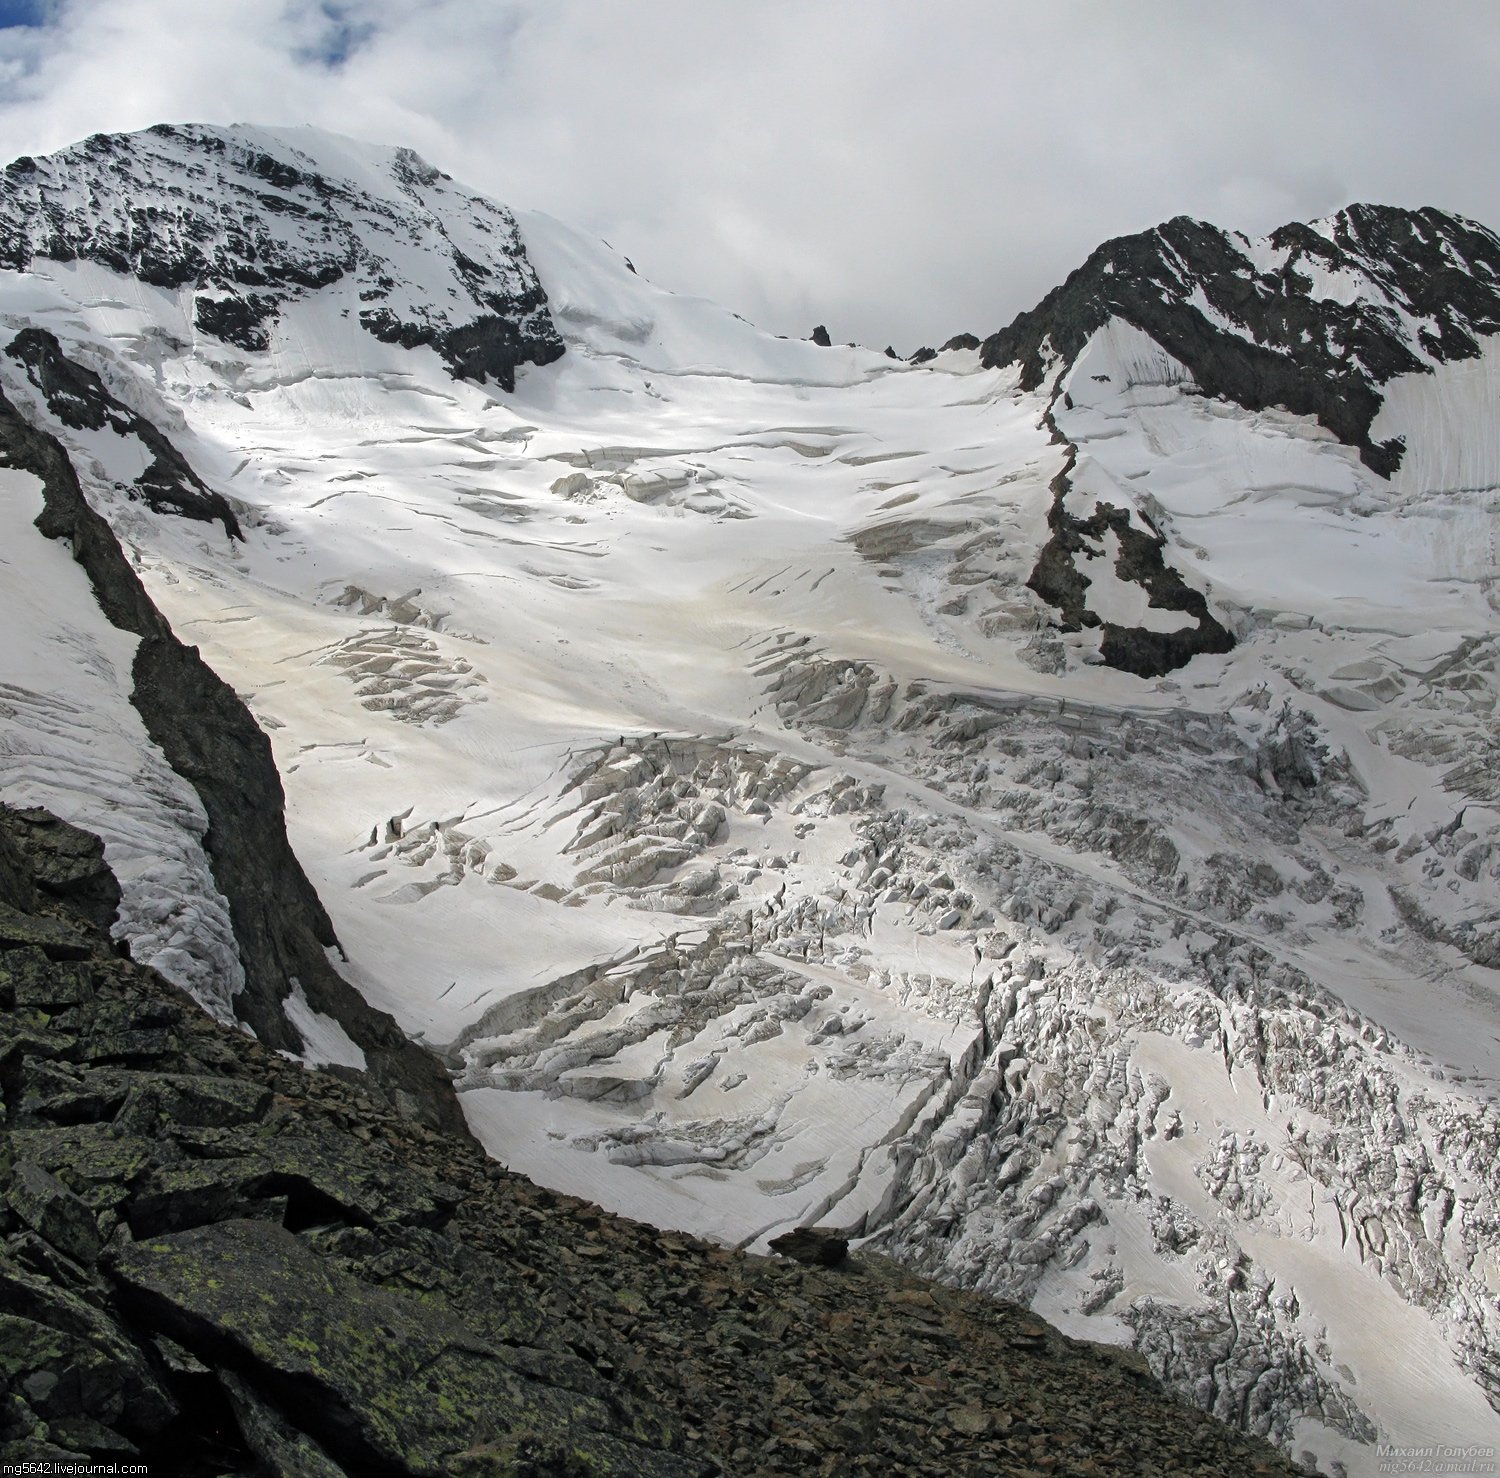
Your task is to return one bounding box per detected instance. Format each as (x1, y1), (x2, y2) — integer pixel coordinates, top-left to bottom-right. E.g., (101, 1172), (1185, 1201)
(1, 125), (1498, 1475)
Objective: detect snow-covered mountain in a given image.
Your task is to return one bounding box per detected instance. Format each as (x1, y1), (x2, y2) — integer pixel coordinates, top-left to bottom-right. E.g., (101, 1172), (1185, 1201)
(2, 122), (1498, 1474)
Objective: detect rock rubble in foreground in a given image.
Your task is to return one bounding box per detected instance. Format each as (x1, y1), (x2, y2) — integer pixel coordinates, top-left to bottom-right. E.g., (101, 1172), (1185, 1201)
(0, 802), (1300, 1476)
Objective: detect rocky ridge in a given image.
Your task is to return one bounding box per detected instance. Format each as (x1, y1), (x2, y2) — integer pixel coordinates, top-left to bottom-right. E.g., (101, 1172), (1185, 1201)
(0, 800), (1299, 1476)
(978, 206), (1500, 474)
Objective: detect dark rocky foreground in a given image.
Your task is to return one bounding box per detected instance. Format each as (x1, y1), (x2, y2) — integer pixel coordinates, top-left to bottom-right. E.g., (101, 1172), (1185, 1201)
(0, 804), (1303, 1476)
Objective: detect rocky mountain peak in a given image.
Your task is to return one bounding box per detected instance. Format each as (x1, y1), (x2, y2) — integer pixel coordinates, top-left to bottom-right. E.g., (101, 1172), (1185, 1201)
(0, 122), (564, 390)
(981, 203), (1500, 474)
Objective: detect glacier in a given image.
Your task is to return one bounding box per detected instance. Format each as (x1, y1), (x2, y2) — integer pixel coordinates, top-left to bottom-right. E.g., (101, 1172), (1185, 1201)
(0, 123), (1498, 1474)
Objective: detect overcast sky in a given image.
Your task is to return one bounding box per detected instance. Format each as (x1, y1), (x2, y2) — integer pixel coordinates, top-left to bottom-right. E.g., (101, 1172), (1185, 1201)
(1, 0), (1498, 350)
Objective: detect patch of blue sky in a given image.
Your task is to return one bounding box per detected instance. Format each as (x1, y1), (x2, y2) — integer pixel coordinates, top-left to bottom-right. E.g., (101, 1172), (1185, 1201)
(298, 2), (377, 68)
(0, 0), (48, 30)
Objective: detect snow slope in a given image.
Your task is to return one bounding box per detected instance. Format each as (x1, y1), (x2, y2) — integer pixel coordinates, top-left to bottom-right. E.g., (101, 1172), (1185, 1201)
(1, 124), (1498, 1474)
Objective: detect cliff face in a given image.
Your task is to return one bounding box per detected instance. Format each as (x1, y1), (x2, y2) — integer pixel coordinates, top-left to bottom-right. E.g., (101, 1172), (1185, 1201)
(0, 801), (1301, 1476)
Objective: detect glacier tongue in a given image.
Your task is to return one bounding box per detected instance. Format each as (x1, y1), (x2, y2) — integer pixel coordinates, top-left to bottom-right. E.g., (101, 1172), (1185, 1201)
(1, 124), (1499, 1474)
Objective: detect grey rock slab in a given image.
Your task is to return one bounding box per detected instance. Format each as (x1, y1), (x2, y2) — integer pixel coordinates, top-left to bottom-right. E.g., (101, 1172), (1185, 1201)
(6, 1162), (101, 1265)
(0, 1258), (175, 1437)
(0, 946), (92, 1009)
(110, 1219), (703, 1477)
(220, 1370), (352, 1478)
(0, 902), (92, 960)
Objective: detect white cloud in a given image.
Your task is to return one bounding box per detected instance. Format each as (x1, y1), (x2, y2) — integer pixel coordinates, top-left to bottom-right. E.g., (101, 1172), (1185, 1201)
(1, 0), (1498, 348)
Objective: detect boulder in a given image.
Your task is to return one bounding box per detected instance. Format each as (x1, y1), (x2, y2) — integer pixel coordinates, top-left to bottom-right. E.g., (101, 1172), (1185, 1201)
(768, 1227), (849, 1266)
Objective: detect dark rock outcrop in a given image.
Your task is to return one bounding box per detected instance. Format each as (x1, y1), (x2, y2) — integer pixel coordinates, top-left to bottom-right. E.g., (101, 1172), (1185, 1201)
(0, 380), (463, 1135)
(360, 304), (555, 392)
(911, 334), (980, 365)
(0, 807), (120, 933)
(980, 205), (1500, 474)
(190, 290), (283, 353)
(1026, 447), (1236, 679)
(976, 208), (1500, 676)
(768, 1227), (849, 1266)
(0, 804), (1304, 1476)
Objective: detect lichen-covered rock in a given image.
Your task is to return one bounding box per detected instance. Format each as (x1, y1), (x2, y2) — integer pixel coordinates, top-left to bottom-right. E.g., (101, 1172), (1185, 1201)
(0, 903), (91, 961)
(0, 1258), (176, 1443)
(0, 947), (90, 1009)
(219, 1369), (352, 1478)
(111, 1218), (697, 1478)
(6, 1164), (100, 1266)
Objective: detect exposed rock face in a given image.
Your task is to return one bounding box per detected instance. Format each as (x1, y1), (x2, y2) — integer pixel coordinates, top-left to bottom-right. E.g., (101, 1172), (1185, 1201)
(0, 380), (463, 1135)
(0, 803), (1301, 1476)
(0, 807), (120, 933)
(979, 206), (1500, 473)
(768, 1227), (849, 1266)
(1025, 444), (1235, 678)
(0, 124), (564, 390)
